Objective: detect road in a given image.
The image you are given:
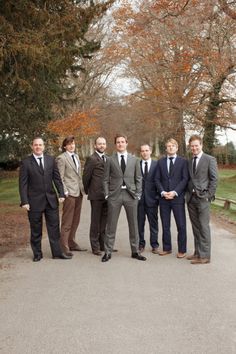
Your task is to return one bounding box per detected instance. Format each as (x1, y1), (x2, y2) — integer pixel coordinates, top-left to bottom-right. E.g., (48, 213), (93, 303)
(0, 200), (236, 354)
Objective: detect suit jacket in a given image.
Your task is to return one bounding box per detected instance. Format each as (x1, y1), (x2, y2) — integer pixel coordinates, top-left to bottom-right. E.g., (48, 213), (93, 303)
(56, 152), (84, 197)
(155, 156), (189, 204)
(186, 153), (218, 202)
(19, 154), (65, 211)
(139, 160), (159, 207)
(83, 152), (107, 200)
(103, 152), (142, 200)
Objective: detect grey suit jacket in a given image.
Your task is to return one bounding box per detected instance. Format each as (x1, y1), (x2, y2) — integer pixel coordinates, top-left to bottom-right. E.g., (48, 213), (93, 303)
(56, 152), (85, 197)
(103, 152), (142, 200)
(186, 153), (218, 202)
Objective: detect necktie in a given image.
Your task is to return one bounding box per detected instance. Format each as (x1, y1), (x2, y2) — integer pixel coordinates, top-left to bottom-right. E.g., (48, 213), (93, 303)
(72, 154), (77, 167)
(144, 161), (148, 177)
(169, 157), (174, 176)
(37, 157), (44, 172)
(102, 155), (105, 162)
(120, 155), (126, 174)
(193, 156), (197, 174)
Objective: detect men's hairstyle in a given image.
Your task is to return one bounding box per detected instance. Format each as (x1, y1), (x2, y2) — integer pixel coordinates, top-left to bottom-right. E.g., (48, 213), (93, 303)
(95, 136), (106, 144)
(114, 134), (128, 144)
(188, 135), (202, 144)
(62, 136), (75, 152)
(165, 138), (178, 147)
(140, 143), (152, 150)
(32, 137), (44, 144)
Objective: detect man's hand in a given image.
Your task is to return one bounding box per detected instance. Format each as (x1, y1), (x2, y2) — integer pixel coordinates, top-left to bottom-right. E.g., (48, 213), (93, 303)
(59, 198), (65, 203)
(22, 204), (30, 211)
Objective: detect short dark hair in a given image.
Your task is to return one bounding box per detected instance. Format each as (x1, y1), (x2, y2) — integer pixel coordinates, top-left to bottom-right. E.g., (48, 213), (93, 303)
(188, 135), (202, 144)
(62, 136), (75, 152)
(114, 134), (128, 144)
(94, 136), (106, 144)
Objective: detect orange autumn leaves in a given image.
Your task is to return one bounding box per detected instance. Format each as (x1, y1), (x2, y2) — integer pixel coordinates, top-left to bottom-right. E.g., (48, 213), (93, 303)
(47, 109), (99, 142)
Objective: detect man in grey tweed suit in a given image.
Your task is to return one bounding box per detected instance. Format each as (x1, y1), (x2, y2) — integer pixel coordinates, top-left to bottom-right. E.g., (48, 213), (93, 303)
(102, 134), (146, 262)
(186, 135), (218, 264)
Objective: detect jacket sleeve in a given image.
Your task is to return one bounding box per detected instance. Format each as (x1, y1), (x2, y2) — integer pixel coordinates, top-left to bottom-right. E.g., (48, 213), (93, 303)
(82, 157), (93, 195)
(207, 156), (218, 199)
(19, 160), (29, 206)
(53, 157), (65, 198)
(56, 155), (68, 195)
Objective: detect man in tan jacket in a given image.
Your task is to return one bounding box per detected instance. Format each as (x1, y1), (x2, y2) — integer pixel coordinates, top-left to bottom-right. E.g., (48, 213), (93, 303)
(57, 136), (87, 255)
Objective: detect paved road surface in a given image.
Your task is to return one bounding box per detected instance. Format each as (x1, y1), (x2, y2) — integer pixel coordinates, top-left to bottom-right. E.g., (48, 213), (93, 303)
(0, 200), (236, 354)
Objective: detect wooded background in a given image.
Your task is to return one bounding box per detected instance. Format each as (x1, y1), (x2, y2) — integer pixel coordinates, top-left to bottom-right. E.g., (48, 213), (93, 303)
(1, 0), (236, 165)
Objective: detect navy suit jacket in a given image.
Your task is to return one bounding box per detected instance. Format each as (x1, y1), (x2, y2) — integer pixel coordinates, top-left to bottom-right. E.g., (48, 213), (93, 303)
(155, 156), (189, 204)
(139, 160), (159, 208)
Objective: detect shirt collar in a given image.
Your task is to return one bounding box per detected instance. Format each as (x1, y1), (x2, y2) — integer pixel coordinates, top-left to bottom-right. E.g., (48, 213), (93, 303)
(95, 151), (104, 158)
(194, 151), (203, 159)
(33, 154), (44, 160)
(167, 154), (177, 159)
(117, 151), (127, 158)
(66, 151), (75, 157)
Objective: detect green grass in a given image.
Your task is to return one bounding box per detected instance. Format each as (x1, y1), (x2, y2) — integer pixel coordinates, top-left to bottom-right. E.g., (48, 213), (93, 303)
(212, 169), (236, 222)
(0, 177), (19, 204)
(0, 169), (236, 222)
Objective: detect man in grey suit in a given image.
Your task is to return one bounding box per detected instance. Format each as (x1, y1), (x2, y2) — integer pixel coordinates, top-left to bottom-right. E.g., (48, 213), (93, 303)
(102, 134), (146, 262)
(186, 135), (218, 264)
(57, 136), (87, 255)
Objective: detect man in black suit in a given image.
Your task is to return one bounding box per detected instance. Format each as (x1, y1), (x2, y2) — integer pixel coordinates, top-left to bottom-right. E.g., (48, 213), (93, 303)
(138, 144), (159, 254)
(155, 138), (189, 258)
(186, 135), (218, 264)
(102, 134), (146, 262)
(19, 137), (72, 261)
(83, 136), (108, 256)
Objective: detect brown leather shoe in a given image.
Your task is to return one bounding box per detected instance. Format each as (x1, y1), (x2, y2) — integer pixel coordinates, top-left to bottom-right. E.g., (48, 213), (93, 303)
(191, 258), (210, 264)
(186, 254), (198, 260)
(158, 250), (172, 256)
(92, 250), (102, 256)
(152, 248), (159, 254)
(70, 246), (87, 252)
(177, 252), (186, 258)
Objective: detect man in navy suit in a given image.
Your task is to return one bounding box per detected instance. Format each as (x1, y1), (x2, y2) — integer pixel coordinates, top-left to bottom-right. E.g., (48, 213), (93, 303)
(138, 144), (159, 254)
(155, 138), (189, 258)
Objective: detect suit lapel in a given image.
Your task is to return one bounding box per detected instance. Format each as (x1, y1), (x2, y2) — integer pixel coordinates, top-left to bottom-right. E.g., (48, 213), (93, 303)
(31, 155), (44, 175)
(163, 157), (169, 177)
(65, 152), (78, 173)
(194, 153), (204, 175)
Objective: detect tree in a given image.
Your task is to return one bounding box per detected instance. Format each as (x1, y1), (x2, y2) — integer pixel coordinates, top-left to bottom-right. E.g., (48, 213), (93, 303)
(0, 0), (114, 160)
(107, 0), (236, 154)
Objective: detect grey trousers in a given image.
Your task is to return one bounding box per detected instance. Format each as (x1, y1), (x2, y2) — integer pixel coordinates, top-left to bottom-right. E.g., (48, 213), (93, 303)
(187, 195), (211, 259)
(104, 190), (139, 254)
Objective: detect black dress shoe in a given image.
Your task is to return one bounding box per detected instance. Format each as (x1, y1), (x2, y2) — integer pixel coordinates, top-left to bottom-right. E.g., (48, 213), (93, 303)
(131, 253), (147, 261)
(53, 253), (72, 259)
(101, 253), (111, 262)
(33, 255), (42, 262)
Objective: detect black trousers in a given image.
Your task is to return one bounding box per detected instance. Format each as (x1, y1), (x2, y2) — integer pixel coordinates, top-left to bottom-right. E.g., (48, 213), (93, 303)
(28, 203), (62, 257)
(89, 200), (107, 252)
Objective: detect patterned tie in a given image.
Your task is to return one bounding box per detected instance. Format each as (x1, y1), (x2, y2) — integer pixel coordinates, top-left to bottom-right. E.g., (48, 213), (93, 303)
(169, 157), (174, 176)
(193, 156), (197, 174)
(144, 161), (148, 177)
(120, 155), (126, 174)
(37, 157), (44, 172)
